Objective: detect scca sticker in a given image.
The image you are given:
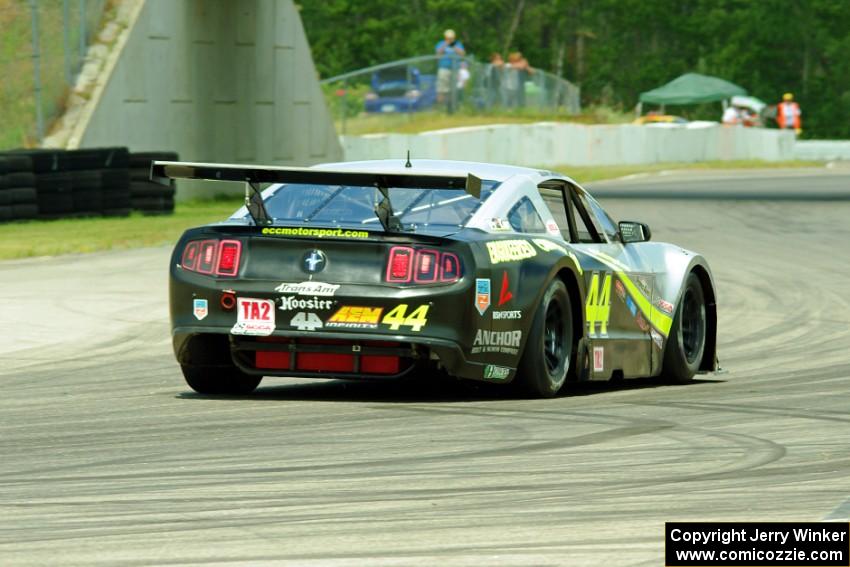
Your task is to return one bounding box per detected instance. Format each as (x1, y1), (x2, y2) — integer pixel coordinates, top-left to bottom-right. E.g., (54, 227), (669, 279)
(486, 240), (537, 264)
(326, 306), (383, 329)
(382, 304), (429, 332)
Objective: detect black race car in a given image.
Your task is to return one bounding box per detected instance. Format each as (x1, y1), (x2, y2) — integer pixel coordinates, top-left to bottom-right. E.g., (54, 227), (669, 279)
(153, 159), (717, 398)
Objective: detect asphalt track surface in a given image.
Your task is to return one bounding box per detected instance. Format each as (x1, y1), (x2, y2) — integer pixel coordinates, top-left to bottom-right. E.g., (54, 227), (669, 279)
(1, 170), (849, 566)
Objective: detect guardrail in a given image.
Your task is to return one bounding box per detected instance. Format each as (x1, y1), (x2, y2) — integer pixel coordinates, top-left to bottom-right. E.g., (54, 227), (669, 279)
(340, 123), (797, 167)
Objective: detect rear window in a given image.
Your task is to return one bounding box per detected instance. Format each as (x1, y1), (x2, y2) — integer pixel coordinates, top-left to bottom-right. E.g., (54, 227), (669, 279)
(239, 182), (499, 234)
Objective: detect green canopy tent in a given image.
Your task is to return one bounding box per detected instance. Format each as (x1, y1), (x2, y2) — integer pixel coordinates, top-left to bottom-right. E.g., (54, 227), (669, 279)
(638, 72), (747, 113)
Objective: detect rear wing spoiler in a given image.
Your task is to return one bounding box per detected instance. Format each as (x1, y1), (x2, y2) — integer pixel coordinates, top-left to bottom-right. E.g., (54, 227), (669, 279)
(150, 160), (483, 231)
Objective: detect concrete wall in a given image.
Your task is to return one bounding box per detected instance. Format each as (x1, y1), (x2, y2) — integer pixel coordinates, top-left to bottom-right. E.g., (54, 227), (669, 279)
(341, 123), (796, 167)
(71, 0), (341, 198)
(794, 140), (850, 161)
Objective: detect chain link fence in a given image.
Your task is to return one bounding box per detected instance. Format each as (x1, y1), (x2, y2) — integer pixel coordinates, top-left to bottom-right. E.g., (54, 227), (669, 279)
(0, 0), (106, 149)
(320, 55), (580, 135)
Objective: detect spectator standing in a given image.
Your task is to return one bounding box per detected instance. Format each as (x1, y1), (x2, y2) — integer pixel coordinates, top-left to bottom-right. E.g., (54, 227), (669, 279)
(776, 92), (802, 135)
(506, 52), (533, 108)
(435, 29), (465, 107)
(722, 104), (741, 125)
(485, 53), (505, 107)
(456, 62), (471, 105)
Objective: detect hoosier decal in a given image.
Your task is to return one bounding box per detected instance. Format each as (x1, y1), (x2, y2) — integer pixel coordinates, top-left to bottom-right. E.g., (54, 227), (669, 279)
(278, 296), (334, 311)
(471, 329), (522, 355)
(486, 240), (537, 264)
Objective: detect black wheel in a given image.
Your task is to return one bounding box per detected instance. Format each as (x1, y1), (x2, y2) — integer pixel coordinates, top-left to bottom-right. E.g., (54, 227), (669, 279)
(516, 279), (573, 398)
(181, 364), (262, 395)
(662, 272), (707, 383)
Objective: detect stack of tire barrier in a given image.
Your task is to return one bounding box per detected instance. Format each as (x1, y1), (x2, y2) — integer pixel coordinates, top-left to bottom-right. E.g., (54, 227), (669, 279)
(67, 147), (131, 218)
(129, 151), (178, 214)
(0, 147), (176, 223)
(0, 153), (38, 222)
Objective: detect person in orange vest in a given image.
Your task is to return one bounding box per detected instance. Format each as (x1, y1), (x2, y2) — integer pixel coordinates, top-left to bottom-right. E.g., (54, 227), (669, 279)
(777, 93), (802, 135)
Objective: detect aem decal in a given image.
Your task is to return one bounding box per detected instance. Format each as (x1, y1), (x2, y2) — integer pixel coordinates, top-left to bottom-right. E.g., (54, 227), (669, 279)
(326, 306), (383, 329)
(475, 278), (491, 315)
(274, 281), (339, 296)
(486, 240), (537, 264)
(471, 329), (522, 355)
(261, 226), (369, 239)
(382, 304), (429, 332)
(585, 272), (612, 337)
(484, 365), (511, 380)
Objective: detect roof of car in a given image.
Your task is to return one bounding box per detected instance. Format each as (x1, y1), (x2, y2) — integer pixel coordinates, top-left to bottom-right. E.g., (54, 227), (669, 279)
(313, 159), (560, 183)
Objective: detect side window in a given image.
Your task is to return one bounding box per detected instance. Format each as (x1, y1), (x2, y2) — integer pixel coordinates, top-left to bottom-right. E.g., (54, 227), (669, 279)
(539, 187), (570, 240)
(583, 193), (619, 242)
(539, 185), (599, 243)
(568, 188), (604, 243)
(507, 197), (547, 234)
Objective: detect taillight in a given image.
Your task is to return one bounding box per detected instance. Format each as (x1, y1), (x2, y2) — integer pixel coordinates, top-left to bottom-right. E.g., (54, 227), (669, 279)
(387, 246), (414, 282)
(386, 247), (461, 284)
(180, 239), (242, 277)
(216, 240), (241, 276)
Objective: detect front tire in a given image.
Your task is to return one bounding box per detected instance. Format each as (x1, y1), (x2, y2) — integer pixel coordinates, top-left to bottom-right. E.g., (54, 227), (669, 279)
(516, 279), (573, 398)
(181, 364), (263, 395)
(662, 272), (707, 384)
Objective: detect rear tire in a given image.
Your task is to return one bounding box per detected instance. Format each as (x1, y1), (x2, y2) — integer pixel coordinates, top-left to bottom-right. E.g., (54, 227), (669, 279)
(662, 272), (707, 384)
(181, 364), (263, 395)
(516, 279), (573, 398)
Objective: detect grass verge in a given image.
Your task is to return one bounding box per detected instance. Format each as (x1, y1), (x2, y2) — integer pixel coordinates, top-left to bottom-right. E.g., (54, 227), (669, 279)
(336, 106), (634, 135)
(0, 198), (242, 260)
(0, 159), (825, 261)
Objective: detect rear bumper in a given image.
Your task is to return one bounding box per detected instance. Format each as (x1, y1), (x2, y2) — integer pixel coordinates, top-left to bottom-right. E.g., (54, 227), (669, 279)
(173, 326), (491, 381)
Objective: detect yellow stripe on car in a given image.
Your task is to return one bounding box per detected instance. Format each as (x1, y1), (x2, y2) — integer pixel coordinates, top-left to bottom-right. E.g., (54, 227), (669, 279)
(578, 249), (673, 337)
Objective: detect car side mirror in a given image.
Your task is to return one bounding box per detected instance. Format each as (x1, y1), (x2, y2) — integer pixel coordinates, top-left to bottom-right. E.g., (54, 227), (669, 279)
(619, 221), (651, 243)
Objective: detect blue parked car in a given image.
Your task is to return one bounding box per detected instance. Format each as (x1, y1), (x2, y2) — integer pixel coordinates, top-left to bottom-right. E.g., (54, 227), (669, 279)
(364, 67), (437, 113)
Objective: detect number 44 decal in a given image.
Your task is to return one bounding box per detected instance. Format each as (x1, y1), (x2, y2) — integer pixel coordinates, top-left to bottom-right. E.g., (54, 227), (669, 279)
(382, 304), (430, 332)
(585, 272), (611, 337)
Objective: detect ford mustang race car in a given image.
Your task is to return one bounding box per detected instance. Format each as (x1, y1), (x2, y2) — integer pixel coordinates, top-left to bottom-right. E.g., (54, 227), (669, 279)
(152, 159), (717, 398)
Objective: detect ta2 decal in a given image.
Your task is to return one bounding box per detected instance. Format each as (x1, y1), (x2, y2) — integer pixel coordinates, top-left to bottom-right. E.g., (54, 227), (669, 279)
(231, 297), (275, 336)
